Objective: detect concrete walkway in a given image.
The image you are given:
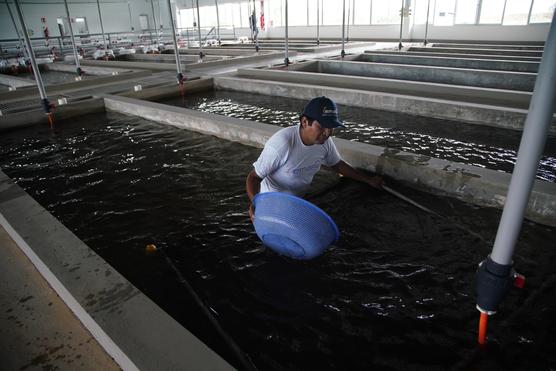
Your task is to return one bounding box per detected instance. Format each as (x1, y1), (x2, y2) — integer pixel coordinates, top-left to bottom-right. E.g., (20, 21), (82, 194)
(0, 225), (119, 371)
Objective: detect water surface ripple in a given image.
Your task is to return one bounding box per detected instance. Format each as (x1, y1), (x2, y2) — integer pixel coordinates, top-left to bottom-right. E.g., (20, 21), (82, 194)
(1, 112), (555, 370)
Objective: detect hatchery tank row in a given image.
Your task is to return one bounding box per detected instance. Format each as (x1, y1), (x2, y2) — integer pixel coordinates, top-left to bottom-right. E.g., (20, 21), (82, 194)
(0, 69), (89, 85)
(158, 90), (556, 182)
(1, 112), (555, 370)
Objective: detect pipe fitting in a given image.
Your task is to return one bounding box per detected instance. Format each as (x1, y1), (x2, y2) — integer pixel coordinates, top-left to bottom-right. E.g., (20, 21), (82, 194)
(476, 256), (519, 314)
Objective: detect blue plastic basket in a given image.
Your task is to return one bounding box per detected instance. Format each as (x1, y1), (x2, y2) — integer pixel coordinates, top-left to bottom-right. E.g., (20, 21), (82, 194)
(253, 192), (340, 260)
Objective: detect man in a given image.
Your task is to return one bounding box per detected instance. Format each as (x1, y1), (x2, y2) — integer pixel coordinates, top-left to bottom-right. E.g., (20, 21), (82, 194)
(246, 96), (383, 219)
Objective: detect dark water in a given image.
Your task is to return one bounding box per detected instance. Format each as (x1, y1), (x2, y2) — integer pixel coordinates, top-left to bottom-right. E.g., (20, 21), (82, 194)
(1, 113), (555, 370)
(159, 90), (556, 183)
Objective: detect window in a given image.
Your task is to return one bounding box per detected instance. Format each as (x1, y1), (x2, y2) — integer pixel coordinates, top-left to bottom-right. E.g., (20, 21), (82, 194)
(308, 0), (319, 26)
(321, 0), (343, 25)
(240, 1), (250, 27)
(139, 14), (150, 30)
(57, 17), (67, 37)
(455, 0), (479, 24)
(529, 0), (556, 23)
(73, 17), (89, 34)
(479, 0), (505, 23)
(218, 3), (234, 27)
(371, 0), (401, 25)
(232, 3), (243, 27)
(434, 0), (456, 25)
(413, 0), (435, 24)
(353, 0), (371, 24)
(289, 0), (308, 26)
(503, 0), (532, 25)
(199, 5), (217, 27)
(268, 0), (282, 27)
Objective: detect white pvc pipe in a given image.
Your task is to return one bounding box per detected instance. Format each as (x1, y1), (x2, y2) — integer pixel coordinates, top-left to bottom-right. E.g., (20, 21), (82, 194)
(63, 0), (82, 73)
(195, 0), (203, 59)
(490, 11), (556, 265)
(284, 0), (289, 65)
(96, 0), (108, 52)
(166, 0), (182, 76)
(424, 0), (431, 45)
(13, 0), (48, 103)
(341, 0), (345, 57)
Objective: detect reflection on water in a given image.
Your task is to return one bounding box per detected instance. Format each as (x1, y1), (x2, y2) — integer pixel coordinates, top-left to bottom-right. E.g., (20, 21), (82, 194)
(1, 112), (555, 370)
(160, 90), (556, 182)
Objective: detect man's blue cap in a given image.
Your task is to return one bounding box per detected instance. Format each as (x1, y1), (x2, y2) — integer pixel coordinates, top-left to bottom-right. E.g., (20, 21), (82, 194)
(301, 96), (345, 129)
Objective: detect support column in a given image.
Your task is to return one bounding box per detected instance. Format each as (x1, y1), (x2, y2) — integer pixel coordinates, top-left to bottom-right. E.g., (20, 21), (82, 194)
(167, 0), (183, 84)
(284, 0), (289, 65)
(63, 0), (83, 77)
(13, 0), (51, 116)
(96, 0), (108, 56)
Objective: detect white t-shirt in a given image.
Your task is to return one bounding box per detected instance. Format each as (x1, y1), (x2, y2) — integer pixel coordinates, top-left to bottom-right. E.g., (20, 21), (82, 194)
(253, 125), (341, 196)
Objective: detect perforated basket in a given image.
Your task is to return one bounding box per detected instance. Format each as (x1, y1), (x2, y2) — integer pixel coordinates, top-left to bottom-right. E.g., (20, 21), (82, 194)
(253, 192), (340, 260)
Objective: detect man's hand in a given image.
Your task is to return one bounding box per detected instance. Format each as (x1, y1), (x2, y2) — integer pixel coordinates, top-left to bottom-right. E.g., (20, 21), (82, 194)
(248, 203), (255, 223)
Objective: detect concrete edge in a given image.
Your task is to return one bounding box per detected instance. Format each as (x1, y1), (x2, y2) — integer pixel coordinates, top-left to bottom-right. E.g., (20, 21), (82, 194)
(214, 75), (544, 133)
(0, 70), (153, 102)
(0, 97), (106, 131)
(185, 50), (299, 70)
(102, 94), (556, 227)
(118, 76), (214, 101)
(0, 74), (36, 88)
(0, 212), (139, 371)
(0, 170), (234, 370)
(236, 67), (532, 109)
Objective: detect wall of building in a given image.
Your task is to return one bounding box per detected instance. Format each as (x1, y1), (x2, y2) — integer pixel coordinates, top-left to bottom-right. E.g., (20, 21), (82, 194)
(0, 0), (174, 40)
(0, 1), (551, 44)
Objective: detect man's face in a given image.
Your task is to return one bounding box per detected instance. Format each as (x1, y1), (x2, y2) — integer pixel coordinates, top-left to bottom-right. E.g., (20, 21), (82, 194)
(303, 118), (334, 145)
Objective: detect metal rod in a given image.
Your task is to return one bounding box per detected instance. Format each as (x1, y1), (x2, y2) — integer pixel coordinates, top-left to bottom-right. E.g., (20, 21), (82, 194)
(63, 0), (82, 75)
(195, 0), (203, 60)
(253, 0), (259, 52)
(284, 0), (289, 65)
(383, 186), (439, 216)
(13, 0), (49, 110)
(316, 0), (320, 45)
(5, 0), (28, 58)
(490, 11), (556, 265)
(424, 0), (431, 45)
(215, 0), (221, 45)
(127, 1), (133, 31)
(95, 0), (108, 53)
(150, 0), (159, 46)
(341, 0), (345, 58)
(166, 0), (182, 78)
(398, 0), (404, 50)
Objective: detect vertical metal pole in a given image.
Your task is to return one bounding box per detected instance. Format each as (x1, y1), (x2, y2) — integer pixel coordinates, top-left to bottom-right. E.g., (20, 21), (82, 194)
(63, 0), (82, 76)
(284, 0), (289, 65)
(346, 0), (351, 42)
(150, 0), (159, 46)
(398, 0), (404, 50)
(13, 0), (50, 113)
(253, 0), (259, 52)
(215, 0), (221, 45)
(424, 0), (431, 45)
(489, 11), (556, 266)
(341, 0), (345, 58)
(96, 0), (108, 54)
(127, 1), (133, 31)
(167, 0), (183, 82)
(195, 0), (203, 60)
(316, 0), (320, 45)
(5, 0), (28, 58)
